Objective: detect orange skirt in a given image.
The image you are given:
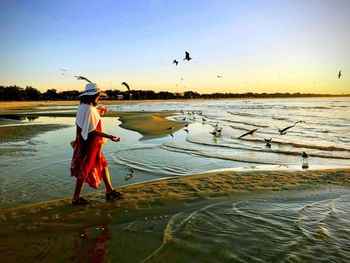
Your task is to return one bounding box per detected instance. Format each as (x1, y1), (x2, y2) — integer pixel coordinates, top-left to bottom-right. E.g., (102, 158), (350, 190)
(70, 121), (108, 189)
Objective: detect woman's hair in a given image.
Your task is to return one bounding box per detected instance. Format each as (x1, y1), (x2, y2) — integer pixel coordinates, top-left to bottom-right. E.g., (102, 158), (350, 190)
(80, 94), (99, 106)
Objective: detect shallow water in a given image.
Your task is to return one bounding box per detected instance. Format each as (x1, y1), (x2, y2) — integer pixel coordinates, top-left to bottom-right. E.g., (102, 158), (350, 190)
(2, 188), (349, 262)
(138, 188), (350, 263)
(0, 98), (350, 208)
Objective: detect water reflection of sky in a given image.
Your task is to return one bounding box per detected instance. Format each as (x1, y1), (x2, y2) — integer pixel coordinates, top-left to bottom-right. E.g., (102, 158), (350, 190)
(1, 98), (350, 208)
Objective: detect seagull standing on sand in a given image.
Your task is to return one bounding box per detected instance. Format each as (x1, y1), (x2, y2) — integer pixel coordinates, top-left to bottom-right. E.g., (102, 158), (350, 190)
(276, 121), (303, 135)
(238, 128), (259, 139)
(338, 70), (342, 79)
(184, 51), (192, 61)
(264, 138), (272, 148)
(75, 76), (92, 83)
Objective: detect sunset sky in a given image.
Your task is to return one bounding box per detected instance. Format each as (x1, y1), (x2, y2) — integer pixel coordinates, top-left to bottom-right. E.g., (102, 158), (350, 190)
(0, 0), (349, 94)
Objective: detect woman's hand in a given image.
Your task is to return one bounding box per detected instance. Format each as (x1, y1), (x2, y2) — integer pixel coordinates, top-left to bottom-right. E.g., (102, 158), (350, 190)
(97, 105), (107, 116)
(110, 136), (120, 142)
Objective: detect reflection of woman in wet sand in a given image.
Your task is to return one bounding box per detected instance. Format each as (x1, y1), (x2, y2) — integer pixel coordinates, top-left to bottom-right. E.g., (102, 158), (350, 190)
(70, 83), (123, 204)
(74, 211), (112, 262)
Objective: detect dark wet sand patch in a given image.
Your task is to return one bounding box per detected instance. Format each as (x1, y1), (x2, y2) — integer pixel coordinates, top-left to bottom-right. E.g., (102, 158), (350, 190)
(0, 124), (71, 143)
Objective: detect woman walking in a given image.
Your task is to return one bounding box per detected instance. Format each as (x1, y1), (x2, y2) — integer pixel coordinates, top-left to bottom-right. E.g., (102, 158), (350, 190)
(71, 83), (122, 205)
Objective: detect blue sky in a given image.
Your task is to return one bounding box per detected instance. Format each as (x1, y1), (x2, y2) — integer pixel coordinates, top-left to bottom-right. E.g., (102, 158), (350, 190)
(0, 0), (349, 94)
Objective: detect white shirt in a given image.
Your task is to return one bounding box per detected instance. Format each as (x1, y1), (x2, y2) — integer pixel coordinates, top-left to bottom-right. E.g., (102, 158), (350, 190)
(75, 104), (107, 144)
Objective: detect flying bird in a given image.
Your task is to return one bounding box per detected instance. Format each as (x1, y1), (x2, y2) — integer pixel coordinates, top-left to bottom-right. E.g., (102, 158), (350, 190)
(184, 51), (192, 61)
(217, 75), (223, 78)
(338, 70), (342, 79)
(210, 122), (219, 129)
(75, 76), (92, 83)
(276, 121), (303, 135)
(210, 131), (220, 136)
(121, 82), (130, 91)
(238, 128), (259, 139)
(173, 59), (179, 66)
(184, 128), (189, 134)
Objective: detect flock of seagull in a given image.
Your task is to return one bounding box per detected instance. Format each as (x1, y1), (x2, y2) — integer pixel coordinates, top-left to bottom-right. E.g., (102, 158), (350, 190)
(63, 51), (197, 92)
(166, 110), (309, 160)
(64, 53), (342, 180)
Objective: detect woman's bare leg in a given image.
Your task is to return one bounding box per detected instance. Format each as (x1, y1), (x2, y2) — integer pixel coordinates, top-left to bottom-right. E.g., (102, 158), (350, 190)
(73, 178), (84, 201)
(102, 168), (114, 193)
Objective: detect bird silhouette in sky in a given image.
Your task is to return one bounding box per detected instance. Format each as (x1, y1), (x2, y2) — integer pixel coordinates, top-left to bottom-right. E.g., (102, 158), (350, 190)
(173, 59), (179, 66)
(238, 128), (259, 139)
(338, 70), (342, 79)
(217, 75), (223, 78)
(184, 51), (192, 61)
(75, 75), (92, 83)
(276, 121), (303, 135)
(121, 82), (130, 91)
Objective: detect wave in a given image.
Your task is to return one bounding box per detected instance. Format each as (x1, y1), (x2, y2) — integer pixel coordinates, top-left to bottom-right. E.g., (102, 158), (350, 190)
(183, 137), (350, 160)
(219, 118), (269, 128)
(161, 144), (274, 164)
(237, 137), (350, 152)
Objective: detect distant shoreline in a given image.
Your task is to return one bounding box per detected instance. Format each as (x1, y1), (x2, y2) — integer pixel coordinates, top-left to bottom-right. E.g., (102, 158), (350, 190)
(1, 95), (349, 110)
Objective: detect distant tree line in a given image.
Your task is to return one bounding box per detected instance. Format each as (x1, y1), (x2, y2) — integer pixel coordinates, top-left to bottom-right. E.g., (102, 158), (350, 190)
(0, 85), (348, 101)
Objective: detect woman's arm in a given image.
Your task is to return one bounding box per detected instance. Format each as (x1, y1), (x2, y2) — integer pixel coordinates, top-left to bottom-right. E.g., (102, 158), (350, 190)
(91, 130), (120, 142)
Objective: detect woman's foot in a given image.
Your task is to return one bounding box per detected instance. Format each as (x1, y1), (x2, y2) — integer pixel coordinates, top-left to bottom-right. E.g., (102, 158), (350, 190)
(72, 197), (89, 205)
(106, 190), (123, 201)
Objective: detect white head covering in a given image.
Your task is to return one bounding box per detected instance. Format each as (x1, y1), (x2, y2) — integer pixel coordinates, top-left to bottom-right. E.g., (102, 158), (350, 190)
(79, 83), (107, 97)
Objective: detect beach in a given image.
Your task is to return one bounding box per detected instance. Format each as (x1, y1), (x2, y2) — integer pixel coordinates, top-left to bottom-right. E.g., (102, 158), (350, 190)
(0, 98), (350, 262)
(1, 168), (349, 262)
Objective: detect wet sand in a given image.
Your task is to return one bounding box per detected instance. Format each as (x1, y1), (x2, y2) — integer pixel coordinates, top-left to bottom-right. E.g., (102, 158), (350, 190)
(0, 105), (184, 141)
(0, 122), (71, 143)
(0, 169), (349, 261)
